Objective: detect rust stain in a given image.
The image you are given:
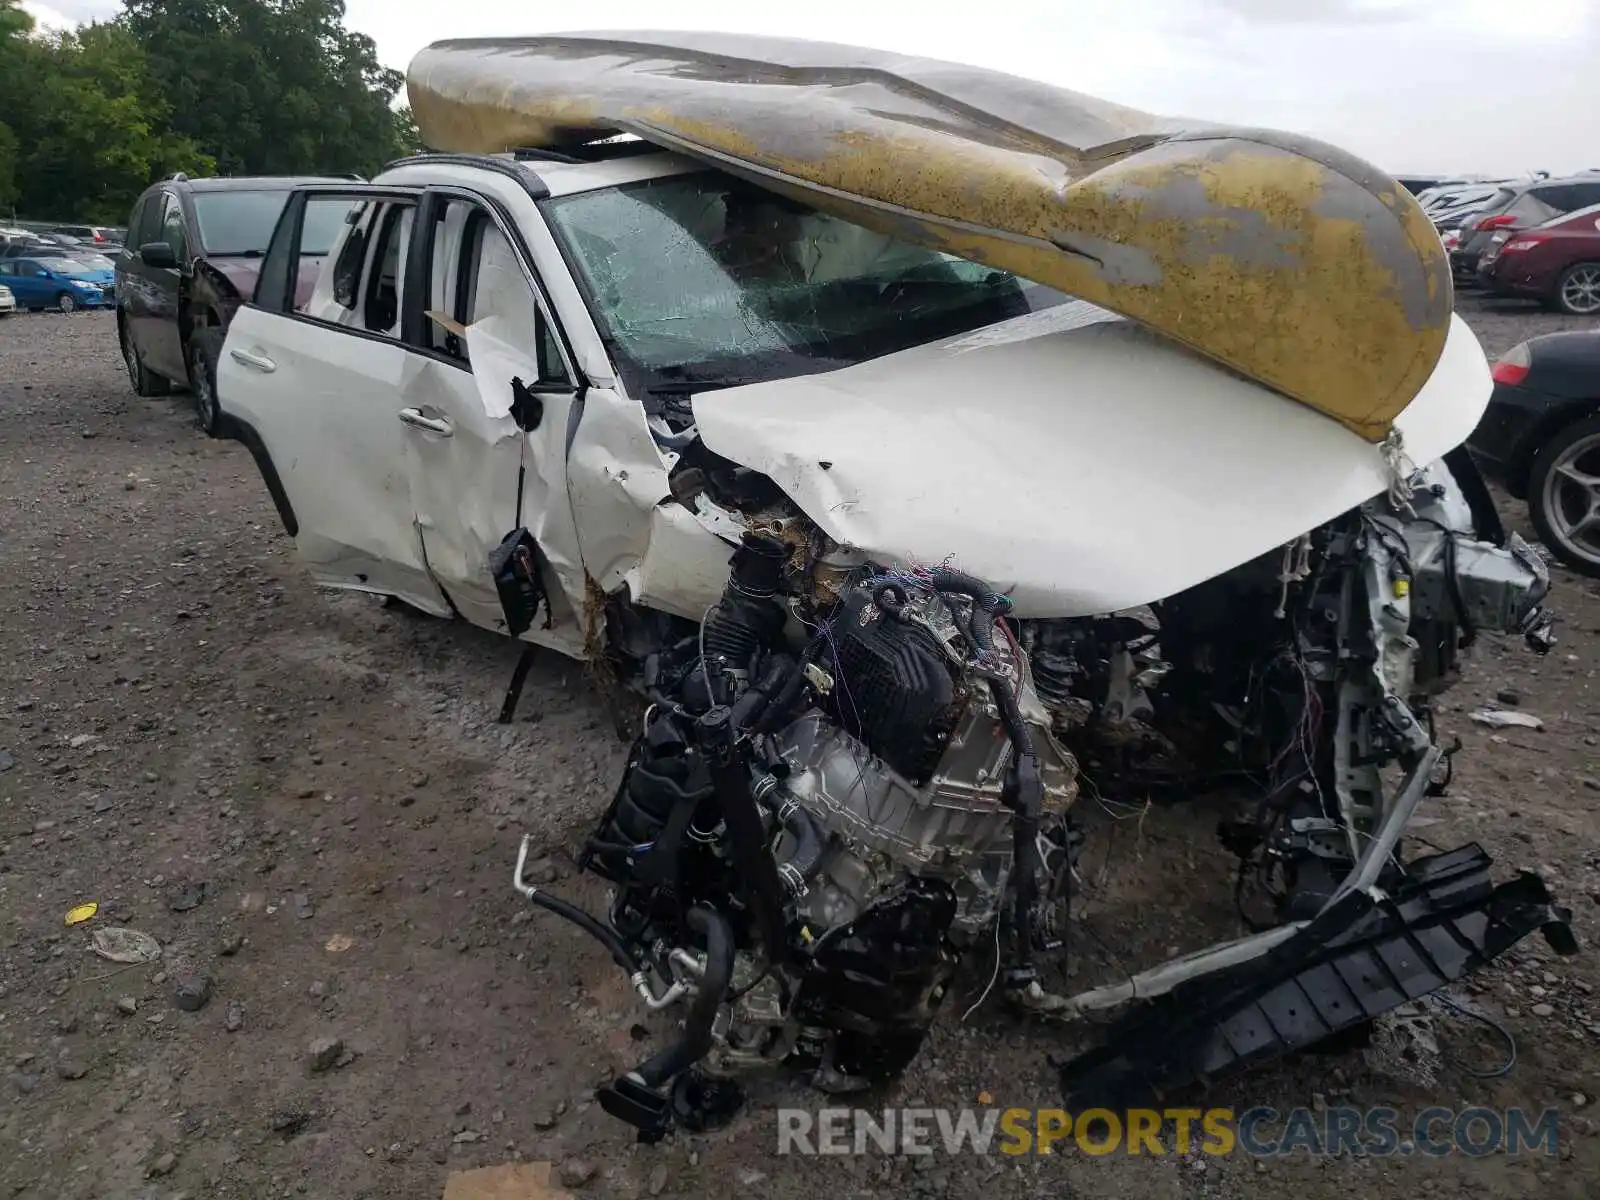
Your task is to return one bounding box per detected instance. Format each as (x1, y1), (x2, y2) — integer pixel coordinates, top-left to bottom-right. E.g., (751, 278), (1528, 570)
(407, 36), (1455, 442)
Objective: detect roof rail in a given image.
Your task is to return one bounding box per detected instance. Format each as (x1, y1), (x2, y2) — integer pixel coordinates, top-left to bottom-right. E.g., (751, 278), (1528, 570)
(512, 139), (657, 164)
(381, 153), (549, 200)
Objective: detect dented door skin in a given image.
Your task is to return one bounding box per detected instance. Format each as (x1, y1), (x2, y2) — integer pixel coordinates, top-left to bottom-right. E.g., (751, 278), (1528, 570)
(394, 186), (590, 655)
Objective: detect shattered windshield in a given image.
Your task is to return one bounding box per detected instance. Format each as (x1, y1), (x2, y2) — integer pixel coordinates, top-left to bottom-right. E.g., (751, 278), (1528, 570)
(541, 171), (1069, 392)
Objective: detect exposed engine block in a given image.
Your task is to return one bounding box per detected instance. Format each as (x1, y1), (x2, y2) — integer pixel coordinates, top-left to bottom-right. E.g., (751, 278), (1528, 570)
(509, 451), (1567, 1141)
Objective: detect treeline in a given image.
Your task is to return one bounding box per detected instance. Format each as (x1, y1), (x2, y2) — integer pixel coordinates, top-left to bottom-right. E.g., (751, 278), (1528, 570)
(0, 0), (419, 224)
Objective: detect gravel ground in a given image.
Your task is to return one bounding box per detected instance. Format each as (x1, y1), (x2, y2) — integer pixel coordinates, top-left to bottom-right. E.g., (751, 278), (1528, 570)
(1, 300), (1598, 1200)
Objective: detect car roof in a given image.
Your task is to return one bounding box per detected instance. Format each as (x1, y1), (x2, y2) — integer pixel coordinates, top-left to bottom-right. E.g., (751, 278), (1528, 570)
(158, 175), (360, 195)
(376, 150), (701, 198)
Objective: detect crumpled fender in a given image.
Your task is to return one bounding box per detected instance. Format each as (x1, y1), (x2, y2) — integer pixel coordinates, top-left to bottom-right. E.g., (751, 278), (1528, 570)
(407, 32), (1453, 442)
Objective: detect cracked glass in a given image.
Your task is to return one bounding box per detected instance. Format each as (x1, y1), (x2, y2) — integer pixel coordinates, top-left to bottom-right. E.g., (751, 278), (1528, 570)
(542, 171), (1068, 394)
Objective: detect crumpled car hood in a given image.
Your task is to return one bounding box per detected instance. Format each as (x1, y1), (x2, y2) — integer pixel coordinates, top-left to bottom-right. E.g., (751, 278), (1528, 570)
(691, 301), (1492, 617)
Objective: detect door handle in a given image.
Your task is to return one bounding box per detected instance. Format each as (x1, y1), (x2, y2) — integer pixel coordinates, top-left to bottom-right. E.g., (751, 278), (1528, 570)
(229, 347), (277, 373)
(398, 408), (453, 437)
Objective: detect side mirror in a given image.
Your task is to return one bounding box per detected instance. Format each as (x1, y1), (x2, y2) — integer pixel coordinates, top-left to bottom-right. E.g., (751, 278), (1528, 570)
(139, 241), (178, 269)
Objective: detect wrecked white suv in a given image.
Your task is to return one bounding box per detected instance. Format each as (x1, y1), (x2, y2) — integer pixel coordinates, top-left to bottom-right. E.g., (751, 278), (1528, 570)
(217, 31), (1575, 1140)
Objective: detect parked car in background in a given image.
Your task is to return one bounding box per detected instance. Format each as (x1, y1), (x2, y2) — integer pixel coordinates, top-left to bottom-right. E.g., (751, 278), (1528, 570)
(49, 224), (117, 246)
(0, 254), (114, 312)
(1419, 182), (1508, 229)
(1394, 175), (1462, 195)
(1453, 176), (1600, 283)
(1469, 330), (1600, 576)
(0, 234), (68, 258)
(1477, 203), (1600, 314)
(61, 249), (117, 274)
(0, 282), (14, 316)
(115, 173), (366, 432)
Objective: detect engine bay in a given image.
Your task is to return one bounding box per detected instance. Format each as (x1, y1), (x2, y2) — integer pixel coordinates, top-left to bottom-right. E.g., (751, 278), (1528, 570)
(512, 441), (1575, 1139)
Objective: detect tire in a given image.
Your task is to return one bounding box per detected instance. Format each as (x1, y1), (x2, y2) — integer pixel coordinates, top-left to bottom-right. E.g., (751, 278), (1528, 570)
(1528, 413), (1600, 579)
(120, 315), (172, 397)
(187, 327), (225, 437)
(1554, 262), (1600, 316)
(56, 292), (77, 314)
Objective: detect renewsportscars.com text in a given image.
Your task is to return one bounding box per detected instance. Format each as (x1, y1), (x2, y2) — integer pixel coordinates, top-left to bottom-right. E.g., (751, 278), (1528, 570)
(777, 1106), (1560, 1158)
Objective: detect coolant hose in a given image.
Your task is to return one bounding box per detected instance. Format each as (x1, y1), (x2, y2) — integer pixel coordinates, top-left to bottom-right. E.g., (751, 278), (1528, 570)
(634, 906), (735, 1086)
(989, 676), (1043, 970)
(701, 707), (790, 969)
(729, 654), (795, 732)
(521, 886), (643, 978)
(773, 795), (825, 895)
(752, 634), (829, 736)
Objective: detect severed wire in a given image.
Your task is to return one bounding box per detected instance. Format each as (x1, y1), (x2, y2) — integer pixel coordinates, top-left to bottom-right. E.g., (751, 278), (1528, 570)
(961, 909), (1004, 1023)
(1432, 992), (1518, 1079)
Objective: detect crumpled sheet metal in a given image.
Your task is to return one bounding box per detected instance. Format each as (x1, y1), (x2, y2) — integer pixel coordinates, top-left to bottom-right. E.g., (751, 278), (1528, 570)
(407, 32), (1453, 443)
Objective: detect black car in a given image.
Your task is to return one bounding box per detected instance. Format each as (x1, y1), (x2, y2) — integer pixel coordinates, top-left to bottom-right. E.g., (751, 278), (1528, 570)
(114, 172), (359, 432)
(1468, 329), (1600, 576)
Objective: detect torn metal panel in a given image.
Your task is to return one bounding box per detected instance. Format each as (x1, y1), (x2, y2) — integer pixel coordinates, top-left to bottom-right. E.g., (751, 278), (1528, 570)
(407, 32), (1453, 442)
(691, 304), (1493, 618)
(563, 383), (681, 595)
(629, 500), (739, 621)
(1058, 846), (1576, 1109)
(399, 337), (590, 658)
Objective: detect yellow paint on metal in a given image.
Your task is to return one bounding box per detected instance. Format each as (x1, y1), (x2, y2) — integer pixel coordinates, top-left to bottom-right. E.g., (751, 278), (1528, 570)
(408, 34), (1454, 442)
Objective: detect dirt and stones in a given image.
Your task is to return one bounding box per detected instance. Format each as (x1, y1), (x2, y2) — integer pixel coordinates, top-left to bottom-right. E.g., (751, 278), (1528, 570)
(1, 303), (1598, 1198)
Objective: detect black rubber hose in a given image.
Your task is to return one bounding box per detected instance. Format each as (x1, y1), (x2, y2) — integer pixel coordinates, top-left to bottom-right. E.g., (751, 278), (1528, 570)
(989, 675), (1043, 969)
(751, 634), (828, 736)
(773, 796), (826, 894)
(926, 568), (1011, 656)
(521, 886), (643, 978)
(634, 906), (735, 1086)
(729, 654), (794, 732)
(701, 707), (789, 970)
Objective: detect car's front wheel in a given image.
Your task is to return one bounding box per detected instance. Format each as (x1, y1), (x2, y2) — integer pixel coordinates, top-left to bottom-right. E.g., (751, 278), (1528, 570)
(187, 328), (225, 437)
(56, 292), (77, 314)
(120, 315), (172, 397)
(1529, 413), (1600, 578)
(1555, 262), (1600, 316)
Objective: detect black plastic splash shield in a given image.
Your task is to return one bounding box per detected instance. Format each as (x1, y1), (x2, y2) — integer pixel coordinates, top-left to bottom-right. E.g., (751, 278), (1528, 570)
(1059, 843), (1576, 1108)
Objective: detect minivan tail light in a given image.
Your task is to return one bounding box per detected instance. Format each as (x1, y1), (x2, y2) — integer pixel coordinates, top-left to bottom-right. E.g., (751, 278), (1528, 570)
(1491, 342), (1532, 386)
(1476, 213), (1519, 231)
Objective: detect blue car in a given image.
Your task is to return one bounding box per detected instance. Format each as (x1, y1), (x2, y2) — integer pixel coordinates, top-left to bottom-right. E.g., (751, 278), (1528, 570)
(0, 255), (114, 312)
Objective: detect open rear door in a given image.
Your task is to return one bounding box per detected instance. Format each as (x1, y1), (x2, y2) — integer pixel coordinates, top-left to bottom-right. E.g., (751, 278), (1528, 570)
(217, 184), (453, 616)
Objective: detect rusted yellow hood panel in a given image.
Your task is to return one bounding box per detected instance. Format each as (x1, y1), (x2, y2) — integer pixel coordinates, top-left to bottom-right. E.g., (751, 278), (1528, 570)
(408, 32), (1452, 442)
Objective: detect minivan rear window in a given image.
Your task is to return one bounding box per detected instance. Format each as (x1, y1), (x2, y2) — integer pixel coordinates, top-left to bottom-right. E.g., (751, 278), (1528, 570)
(194, 191), (349, 257)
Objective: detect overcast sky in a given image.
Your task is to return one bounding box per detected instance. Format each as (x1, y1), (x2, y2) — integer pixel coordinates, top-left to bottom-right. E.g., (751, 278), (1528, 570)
(21, 0), (1600, 177)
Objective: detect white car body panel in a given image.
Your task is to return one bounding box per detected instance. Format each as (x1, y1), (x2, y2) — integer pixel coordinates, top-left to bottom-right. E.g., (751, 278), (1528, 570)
(221, 304), (454, 616)
(691, 302), (1493, 618)
(218, 155), (1496, 657)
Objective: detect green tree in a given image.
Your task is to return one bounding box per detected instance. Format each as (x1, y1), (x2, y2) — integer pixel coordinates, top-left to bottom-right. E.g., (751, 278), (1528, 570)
(122, 0), (413, 178)
(0, 0), (35, 211)
(1, 23), (212, 222)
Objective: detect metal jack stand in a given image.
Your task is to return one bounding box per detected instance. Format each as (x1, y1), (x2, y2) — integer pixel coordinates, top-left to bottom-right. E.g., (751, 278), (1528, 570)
(497, 644), (538, 724)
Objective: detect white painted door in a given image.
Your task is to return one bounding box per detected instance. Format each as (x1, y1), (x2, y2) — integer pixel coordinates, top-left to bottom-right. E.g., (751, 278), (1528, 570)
(396, 192), (588, 653)
(217, 189), (452, 615)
